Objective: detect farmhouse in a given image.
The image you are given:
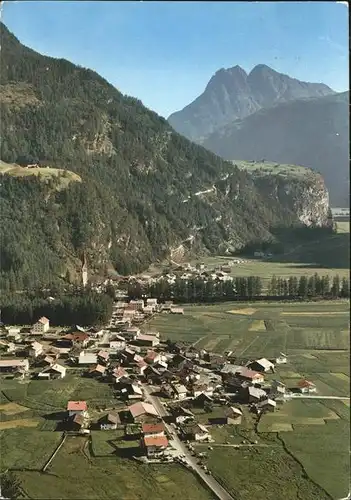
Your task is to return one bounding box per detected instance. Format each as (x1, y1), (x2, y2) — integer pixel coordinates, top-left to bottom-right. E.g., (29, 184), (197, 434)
(141, 435), (169, 458)
(67, 401), (88, 417)
(248, 358), (275, 373)
(0, 359), (29, 373)
(257, 398), (277, 412)
(170, 307), (184, 315)
(62, 333), (90, 348)
(78, 351), (98, 365)
(112, 366), (127, 382)
(208, 407), (242, 426)
(162, 383), (176, 399)
(121, 383), (143, 400)
(298, 379), (317, 394)
(181, 423), (210, 441)
(144, 350), (161, 365)
(135, 334), (160, 347)
(6, 327), (21, 337)
(32, 317), (50, 334)
(67, 414), (88, 432)
(143, 306), (154, 315)
(141, 422), (165, 437)
(145, 366), (166, 385)
(193, 393), (213, 407)
(29, 341), (44, 358)
(122, 327), (140, 340)
(88, 364), (106, 377)
(271, 380), (286, 396)
(99, 412), (122, 430)
(172, 383), (187, 400)
(128, 300), (144, 311)
(240, 386), (267, 403)
(97, 350), (110, 364)
(109, 339), (126, 351)
(38, 363), (66, 379)
(6, 330), (21, 343)
(276, 352), (287, 364)
(173, 406), (195, 424)
(133, 359), (148, 376)
(146, 298), (158, 310)
(0, 340), (15, 354)
(128, 402), (160, 423)
(86, 327), (104, 338)
(191, 383), (214, 398)
(235, 367), (265, 384)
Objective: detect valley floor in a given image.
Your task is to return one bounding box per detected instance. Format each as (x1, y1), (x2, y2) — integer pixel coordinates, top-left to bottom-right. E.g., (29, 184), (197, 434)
(146, 300), (350, 500)
(1, 300), (349, 499)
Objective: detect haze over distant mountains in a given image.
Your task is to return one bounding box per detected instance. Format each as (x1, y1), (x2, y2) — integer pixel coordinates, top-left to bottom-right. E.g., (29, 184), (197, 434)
(203, 91), (349, 207)
(168, 65), (349, 206)
(168, 64), (335, 142)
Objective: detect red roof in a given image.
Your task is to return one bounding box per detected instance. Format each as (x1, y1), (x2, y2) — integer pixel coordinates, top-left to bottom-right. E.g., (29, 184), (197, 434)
(38, 316), (49, 324)
(67, 401), (87, 411)
(113, 366), (127, 377)
(237, 367), (263, 380)
(298, 379), (315, 388)
(142, 423), (165, 434)
(63, 333), (89, 342)
(143, 435), (168, 448)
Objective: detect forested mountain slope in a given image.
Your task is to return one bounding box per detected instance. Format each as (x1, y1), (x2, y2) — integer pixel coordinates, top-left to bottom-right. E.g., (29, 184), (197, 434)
(0, 23), (331, 289)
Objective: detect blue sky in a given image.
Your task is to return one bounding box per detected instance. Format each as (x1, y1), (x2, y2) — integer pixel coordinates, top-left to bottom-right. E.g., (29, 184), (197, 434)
(2, 1), (349, 117)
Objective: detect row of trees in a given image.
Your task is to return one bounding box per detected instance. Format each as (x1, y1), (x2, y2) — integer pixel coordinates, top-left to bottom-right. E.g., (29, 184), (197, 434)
(127, 274), (350, 303)
(0, 290), (113, 326)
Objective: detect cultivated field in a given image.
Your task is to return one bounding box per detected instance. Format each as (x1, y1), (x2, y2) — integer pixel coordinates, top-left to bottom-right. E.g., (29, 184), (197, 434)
(148, 299), (350, 498)
(0, 377), (212, 499)
(148, 300), (350, 359)
(10, 435), (213, 500)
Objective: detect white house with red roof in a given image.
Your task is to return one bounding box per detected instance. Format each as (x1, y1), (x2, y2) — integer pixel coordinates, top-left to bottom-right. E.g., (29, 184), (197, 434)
(67, 400), (88, 417)
(32, 317), (50, 334)
(141, 435), (169, 458)
(298, 379), (317, 394)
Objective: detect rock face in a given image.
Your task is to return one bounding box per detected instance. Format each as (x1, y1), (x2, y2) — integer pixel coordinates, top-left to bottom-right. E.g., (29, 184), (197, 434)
(168, 64), (334, 142)
(203, 92), (349, 207)
(250, 169), (330, 227)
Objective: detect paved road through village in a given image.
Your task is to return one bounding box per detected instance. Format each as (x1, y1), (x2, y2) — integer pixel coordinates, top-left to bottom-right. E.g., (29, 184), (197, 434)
(144, 385), (235, 500)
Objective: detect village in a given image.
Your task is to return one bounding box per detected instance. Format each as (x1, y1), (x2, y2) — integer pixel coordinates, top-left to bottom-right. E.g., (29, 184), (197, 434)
(0, 296), (319, 475)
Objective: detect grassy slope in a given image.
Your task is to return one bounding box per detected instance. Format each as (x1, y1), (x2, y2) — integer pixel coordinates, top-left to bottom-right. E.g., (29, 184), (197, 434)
(0, 160), (81, 190)
(232, 159), (311, 179)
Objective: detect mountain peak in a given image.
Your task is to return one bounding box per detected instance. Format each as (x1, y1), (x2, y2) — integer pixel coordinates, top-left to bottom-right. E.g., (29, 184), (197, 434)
(205, 65), (247, 92)
(168, 63), (335, 142)
(250, 64), (274, 72)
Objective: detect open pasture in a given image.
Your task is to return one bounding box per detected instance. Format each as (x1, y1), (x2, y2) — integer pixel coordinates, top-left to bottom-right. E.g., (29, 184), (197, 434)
(0, 428), (62, 471)
(1, 375), (116, 412)
(17, 436), (213, 500)
(207, 446), (330, 500)
(257, 400), (340, 433)
(280, 421), (350, 500)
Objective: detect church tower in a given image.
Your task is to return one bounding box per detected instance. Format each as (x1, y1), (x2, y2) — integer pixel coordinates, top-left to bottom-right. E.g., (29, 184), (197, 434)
(82, 252), (88, 287)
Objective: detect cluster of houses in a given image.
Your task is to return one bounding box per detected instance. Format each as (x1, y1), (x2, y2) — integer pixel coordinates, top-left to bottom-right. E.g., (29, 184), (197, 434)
(102, 261), (248, 291)
(55, 342), (317, 460)
(0, 300), (317, 462)
(109, 299), (184, 329)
